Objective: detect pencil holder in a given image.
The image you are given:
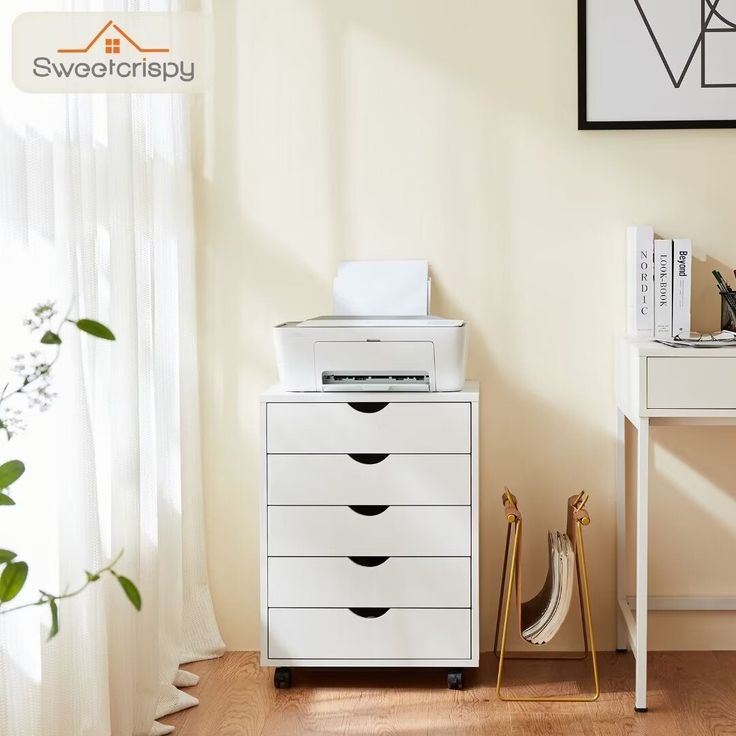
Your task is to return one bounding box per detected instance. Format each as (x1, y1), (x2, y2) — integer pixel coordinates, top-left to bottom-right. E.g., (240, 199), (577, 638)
(722, 293), (736, 332)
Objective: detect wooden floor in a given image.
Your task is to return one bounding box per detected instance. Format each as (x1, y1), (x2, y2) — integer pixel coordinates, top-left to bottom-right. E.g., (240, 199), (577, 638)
(161, 651), (736, 735)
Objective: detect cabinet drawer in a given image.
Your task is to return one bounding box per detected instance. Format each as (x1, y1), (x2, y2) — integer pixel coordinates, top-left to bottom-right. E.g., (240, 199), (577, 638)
(266, 402), (470, 454)
(268, 454), (469, 505)
(268, 608), (470, 660)
(268, 506), (470, 556)
(647, 357), (736, 409)
(268, 557), (470, 607)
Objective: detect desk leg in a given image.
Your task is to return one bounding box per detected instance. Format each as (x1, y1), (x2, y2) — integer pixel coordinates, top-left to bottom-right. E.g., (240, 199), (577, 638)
(635, 417), (649, 712)
(615, 409), (627, 651)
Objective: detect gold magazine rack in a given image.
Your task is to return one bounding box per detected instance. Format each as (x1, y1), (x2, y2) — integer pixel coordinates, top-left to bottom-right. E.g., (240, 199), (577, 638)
(493, 489), (600, 702)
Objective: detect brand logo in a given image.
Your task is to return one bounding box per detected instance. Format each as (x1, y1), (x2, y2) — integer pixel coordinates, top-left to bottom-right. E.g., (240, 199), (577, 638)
(13, 12), (210, 93)
(57, 19), (170, 54)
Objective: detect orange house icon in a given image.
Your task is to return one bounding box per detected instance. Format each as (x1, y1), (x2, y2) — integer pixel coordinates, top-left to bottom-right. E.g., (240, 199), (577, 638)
(57, 20), (169, 54)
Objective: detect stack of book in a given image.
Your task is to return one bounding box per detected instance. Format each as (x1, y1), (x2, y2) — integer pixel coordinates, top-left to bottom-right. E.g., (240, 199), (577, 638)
(626, 225), (692, 339)
(520, 531), (575, 645)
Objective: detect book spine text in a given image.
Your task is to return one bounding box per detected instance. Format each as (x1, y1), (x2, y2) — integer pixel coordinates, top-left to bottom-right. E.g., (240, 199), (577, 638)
(626, 225), (655, 336)
(672, 238), (692, 336)
(654, 239), (673, 339)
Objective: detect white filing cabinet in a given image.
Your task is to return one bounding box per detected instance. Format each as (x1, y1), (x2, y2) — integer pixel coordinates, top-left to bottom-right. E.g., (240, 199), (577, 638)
(260, 382), (480, 689)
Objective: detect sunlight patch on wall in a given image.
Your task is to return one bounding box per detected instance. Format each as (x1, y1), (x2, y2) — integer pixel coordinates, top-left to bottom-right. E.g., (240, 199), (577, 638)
(657, 442), (736, 533)
(233, 0), (333, 279)
(343, 26), (486, 260)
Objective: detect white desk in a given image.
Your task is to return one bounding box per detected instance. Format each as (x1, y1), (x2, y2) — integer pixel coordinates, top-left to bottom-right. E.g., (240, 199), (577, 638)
(615, 337), (736, 711)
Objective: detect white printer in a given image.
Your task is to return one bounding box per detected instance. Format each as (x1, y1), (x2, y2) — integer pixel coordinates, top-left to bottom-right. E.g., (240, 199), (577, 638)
(272, 260), (468, 392)
(273, 315), (467, 392)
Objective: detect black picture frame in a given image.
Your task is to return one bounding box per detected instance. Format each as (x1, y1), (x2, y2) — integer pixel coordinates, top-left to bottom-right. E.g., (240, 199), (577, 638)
(577, 0), (736, 130)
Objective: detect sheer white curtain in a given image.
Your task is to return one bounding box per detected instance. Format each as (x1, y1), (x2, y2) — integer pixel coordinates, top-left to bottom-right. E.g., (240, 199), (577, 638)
(0, 2), (224, 735)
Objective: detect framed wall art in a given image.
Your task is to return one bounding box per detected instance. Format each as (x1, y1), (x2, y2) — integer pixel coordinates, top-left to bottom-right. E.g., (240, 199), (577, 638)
(579, 0), (736, 129)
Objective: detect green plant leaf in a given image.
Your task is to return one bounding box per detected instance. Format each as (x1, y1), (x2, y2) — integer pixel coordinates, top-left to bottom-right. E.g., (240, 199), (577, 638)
(85, 571), (100, 583)
(0, 494), (15, 506)
(40, 330), (61, 345)
(0, 560), (28, 602)
(0, 550), (17, 564)
(116, 575), (141, 611)
(0, 460), (25, 490)
(75, 319), (115, 341)
(48, 598), (59, 640)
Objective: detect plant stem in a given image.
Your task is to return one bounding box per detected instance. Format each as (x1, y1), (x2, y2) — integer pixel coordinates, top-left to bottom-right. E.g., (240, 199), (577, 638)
(0, 549), (125, 615)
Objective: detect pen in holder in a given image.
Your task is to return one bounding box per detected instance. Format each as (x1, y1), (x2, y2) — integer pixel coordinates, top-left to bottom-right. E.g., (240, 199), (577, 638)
(722, 293), (736, 332)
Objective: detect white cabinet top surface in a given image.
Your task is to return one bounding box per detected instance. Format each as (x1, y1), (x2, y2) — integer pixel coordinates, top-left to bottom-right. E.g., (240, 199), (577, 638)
(260, 380), (479, 402)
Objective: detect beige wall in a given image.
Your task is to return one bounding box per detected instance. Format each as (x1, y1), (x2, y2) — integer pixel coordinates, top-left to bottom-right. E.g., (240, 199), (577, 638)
(193, 0), (736, 652)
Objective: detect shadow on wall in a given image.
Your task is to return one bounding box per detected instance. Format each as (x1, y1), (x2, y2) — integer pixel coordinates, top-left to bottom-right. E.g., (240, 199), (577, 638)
(193, 0), (736, 652)
(433, 276), (617, 654)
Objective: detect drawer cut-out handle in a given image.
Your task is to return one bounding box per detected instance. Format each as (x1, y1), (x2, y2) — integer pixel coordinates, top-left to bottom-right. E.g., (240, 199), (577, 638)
(349, 607), (389, 619)
(348, 402), (388, 414)
(349, 556), (389, 567)
(349, 505), (389, 516)
(348, 453), (389, 465)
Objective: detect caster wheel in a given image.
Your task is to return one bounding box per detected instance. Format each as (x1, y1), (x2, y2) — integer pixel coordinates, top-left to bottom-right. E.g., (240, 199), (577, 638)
(447, 670), (463, 690)
(274, 667), (292, 689)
